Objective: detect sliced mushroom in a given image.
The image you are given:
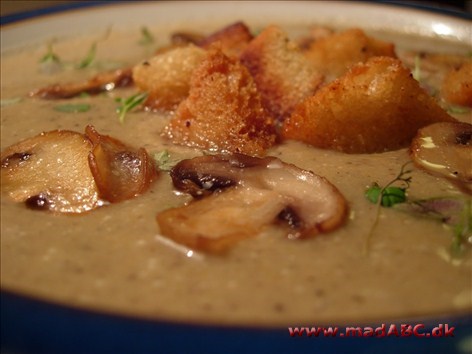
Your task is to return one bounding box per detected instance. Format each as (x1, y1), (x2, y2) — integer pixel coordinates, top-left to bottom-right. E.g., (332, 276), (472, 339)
(86, 125), (157, 202)
(157, 154), (348, 253)
(157, 187), (288, 253)
(410, 122), (472, 194)
(30, 67), (133, 99)
(1, 126), (157, 213)
(1, 130), (101, 213)
(198, 21), (253, 58)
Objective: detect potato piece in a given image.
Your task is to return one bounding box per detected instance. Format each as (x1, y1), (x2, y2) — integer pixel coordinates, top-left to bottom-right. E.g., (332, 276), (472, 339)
(86, 126), (157, 203)
(1, 130), (100, 213)
(442, 61), (472, 107)
(282, 57), (456, 154)
(163, 48), (276, 156)
(198, 21), (253, 58)
(240, 25), (323, 120)
(132, 45), (206, 111)
(304, 28), (396, 82)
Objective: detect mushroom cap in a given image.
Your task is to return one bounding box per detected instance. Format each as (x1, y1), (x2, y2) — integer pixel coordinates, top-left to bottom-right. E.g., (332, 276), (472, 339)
(410, 122), (472, 194)
(157, 153), (349, 253)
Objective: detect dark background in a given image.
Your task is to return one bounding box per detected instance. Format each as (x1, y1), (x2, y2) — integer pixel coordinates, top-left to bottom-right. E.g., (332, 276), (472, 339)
(388, 0), (471, 12)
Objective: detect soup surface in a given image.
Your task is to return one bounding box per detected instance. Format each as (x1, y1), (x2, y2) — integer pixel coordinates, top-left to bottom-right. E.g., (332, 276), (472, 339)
(1, 14), (471, 327)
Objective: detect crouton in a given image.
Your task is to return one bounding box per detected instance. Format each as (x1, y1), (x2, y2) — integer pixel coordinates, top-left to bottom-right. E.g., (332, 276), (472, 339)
(296, 25), (334, 50)
(198, 21), (254, 58)
(304, 28), (396, 82)
(240, 25), (323, 121)
(163, 48), (276, 156)
(132, 44), (206, 111)
(282, 56), (456, 154)
(442, 61), (472, 107)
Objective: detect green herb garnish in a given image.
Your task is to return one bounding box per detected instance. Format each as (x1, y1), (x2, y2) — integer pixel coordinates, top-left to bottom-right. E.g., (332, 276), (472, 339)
(451, 199), (472, 255)
(365, 162), (471, 257)
(39, 43), (63, 74)
(0, 97), (22, 107)
(153, 150), (181, 172)
(365, 162), (412, 207)
(447, 105), (471, 115)
(53, 103), (91, 113)
(115, 92), (148, 123)
(139, 26), (155, 45)
(364, 162), (413, 254)
(39, 43), (61, 64)
(77, 42), (97, 69)
(365, 183), (407, 207)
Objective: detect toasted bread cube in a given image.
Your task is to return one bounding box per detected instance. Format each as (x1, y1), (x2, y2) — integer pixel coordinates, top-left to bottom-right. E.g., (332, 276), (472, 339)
(282, 57), (456, 154)
(132, 44), (206, 111)
(198, 21), (253, 58)
(442, 61), (472, 107)
(304, 28), (396, 82)
(296, 25), (334, 50)
(240, 25), (323, 121)
(163, 48), (276, 156)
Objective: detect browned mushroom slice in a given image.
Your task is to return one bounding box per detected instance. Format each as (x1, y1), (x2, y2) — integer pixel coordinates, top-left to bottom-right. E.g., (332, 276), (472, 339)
(157, 154), (348, 253)
(30, 67), (133, 99)
(1, 130), (101, 213)
(198, 21), (253, 58)
(86, 125), (157, 202)
(170, 31), (204, 46)
(410, 122), (472, 194)
(157, 187), (288, 253)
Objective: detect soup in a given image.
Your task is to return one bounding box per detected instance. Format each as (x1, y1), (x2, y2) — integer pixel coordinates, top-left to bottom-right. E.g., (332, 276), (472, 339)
(1, 12), (471, 327)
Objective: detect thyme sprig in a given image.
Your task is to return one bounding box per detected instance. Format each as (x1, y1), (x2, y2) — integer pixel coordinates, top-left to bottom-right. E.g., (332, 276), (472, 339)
(364, 162), (471, 258)
(39, 26), (111, 72)
(76, 42), (97, 69)
(451, 199), (472, 255)
(139, 26), (155, 45)
(153, 150), (181, 172)
(401, 197), (472, 257)
(446, 105), (471, 115)
(0, 97), (22, 107)
(364, 162), (413, 254)
(54, 103), (91, 113)
(115, 92), (148, 123)
(39, 43), (61, 64)
(365, 162), (413, 207)
(39, 42), (62, 74)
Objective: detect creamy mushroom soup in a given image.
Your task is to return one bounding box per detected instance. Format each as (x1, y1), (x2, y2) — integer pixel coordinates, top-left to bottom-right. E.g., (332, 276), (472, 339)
(1, 21), (471, 327)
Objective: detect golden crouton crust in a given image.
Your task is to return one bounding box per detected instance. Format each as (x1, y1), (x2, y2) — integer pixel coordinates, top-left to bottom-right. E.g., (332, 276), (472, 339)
(441, 61), (472, 107)
(132, 45), (206, 111)
(282, 56), (456, 154)
(304, 28), (396, 82)
(164, 48), (277, 156)
(240, 25), (323, 121)
(198, 21), (254, 58)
